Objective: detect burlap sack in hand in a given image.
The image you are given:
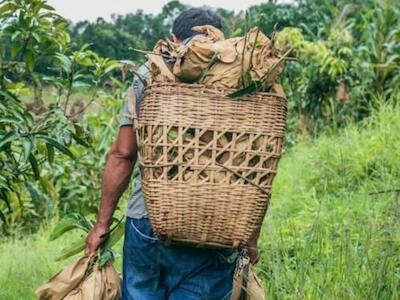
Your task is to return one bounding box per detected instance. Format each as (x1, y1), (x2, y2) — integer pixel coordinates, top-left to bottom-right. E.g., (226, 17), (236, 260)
(231, 254), (266, 300)
(35, 256), (120, 300)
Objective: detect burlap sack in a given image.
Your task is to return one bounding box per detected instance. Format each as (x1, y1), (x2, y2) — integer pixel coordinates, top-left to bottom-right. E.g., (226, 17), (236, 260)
(35, 256), (91, 300)
(36, 256), (120, 300)
(153, 38), (178, 58)
(168, 25), (283, 89)
(231, 255), (266, 300)
(201, 27), (282, 89)
(149, 25), (283, 89)
(173, 25), (228, 82)
(147, 53), (175, 84)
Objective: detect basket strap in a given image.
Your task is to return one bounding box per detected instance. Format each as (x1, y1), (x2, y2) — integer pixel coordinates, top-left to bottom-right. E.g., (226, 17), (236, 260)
(232, 240), (240, 248)
(199, 233), (208, 247)
(127, 86), (139, 128)
(127, 86), (144, 167)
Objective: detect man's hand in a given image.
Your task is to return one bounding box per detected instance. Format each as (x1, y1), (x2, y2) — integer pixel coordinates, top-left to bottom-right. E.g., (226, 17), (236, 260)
(85, 223), (109, 255)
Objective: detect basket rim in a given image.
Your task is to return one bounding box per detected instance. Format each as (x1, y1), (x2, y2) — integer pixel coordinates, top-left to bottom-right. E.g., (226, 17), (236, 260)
(144, 82), (287, 100)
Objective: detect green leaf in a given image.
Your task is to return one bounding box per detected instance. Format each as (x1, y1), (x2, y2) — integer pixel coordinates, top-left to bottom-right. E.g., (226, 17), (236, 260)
(102, 62), (122, 76)
(28, 153), (40, 179)
(0, 131), (18, 149)
(167, 130), (178, 141)
(41, 3), (56, 11)
(70, 132), (91, 147)
(0, 177), (9, 190)
(54, 53), (72, 74)
(0, 117), (20, 125)
(0, 190), (11, 211)
(243, 72), (252, 88)
(98, 249), (114, 268)
(227, 81), (263, 98)
(36, 136), (74, 158)
(132, 166), (140, 179)
(46, 144), (54, 165)
(56, 236), (86, 261)
(25, 49), (35, 72)
(0, 3), (17, 16)
(0, 90), (19, 102)
(49, 216), (88, 241)
(103, 221), (125, 249)
(11, 41), (20, 59)
(0, 210), (6, 224)
(231, 28), (243, 37)
(22, 138), (32, 163)
(76, 214), (94, 232)
(75, 55), (93, 67)
(79, 43), (91, 52)
(25, 182), (40, 205)
(71, 81), (91, 89)
(31, 32), (41, 43)
(11, 30), (21, 41)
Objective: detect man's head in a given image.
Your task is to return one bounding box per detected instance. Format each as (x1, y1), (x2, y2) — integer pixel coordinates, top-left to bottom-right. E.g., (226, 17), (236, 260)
(172, 7), (223, 43)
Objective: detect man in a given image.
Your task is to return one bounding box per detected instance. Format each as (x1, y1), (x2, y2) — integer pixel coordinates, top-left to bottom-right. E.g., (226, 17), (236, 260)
(85, 7), (260, 300)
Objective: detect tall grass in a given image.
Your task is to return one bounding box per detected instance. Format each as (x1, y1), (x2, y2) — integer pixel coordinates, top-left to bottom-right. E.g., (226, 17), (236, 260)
(0, 104), (399, 299)
(259, 103), (400, 299)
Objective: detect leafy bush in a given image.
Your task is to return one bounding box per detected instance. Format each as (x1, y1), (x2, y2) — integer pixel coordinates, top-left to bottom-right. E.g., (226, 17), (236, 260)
(276, 0), (400, 137)
(0, 0), (131, 231)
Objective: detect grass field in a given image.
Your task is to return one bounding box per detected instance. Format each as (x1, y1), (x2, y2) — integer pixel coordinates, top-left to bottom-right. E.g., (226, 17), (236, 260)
(0, 104), (399, 299)
(259, 104), (400, 299)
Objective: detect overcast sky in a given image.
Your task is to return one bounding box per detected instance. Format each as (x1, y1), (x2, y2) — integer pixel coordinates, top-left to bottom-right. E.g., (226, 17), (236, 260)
(46, 0), (293, 23)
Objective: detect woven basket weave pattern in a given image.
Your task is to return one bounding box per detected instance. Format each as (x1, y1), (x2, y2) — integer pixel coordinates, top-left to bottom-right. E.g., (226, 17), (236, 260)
(138, 83), (287, 248)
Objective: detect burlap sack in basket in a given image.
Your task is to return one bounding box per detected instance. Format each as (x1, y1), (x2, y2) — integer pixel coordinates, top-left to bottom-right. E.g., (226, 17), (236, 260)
(171, 25), (283, 88)
(35, 256), (120, 300)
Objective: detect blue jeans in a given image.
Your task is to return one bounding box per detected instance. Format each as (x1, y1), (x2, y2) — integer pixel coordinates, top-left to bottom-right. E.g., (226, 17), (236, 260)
(121, 217), (237, 300)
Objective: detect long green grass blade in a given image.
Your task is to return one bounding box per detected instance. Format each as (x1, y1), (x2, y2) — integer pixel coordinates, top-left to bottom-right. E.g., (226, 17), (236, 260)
(55, 236), (86, 261)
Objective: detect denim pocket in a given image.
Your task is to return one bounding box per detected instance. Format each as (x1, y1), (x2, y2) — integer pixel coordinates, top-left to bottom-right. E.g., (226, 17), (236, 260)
(130, 218), (159, 243)
(124, 218), (160, 269)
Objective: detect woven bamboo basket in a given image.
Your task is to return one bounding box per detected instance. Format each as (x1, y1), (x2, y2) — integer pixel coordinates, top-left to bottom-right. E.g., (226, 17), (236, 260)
(136, 82), (287, 248)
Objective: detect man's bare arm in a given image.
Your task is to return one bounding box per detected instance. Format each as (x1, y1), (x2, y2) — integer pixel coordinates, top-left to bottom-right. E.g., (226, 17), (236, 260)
(85, 125), (137, 255)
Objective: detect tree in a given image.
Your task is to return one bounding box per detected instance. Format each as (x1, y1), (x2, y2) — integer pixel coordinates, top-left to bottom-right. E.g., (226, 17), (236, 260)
(0, 0), (124, 231)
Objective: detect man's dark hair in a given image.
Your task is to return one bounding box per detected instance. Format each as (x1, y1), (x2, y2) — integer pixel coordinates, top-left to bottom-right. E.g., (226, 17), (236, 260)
(172, 8), (223, 41)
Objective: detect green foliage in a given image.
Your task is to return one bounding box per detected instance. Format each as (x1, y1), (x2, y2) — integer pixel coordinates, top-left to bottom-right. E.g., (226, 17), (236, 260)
(257, 103), (400, 299)
(48, 213), (93, 241)
(274, 0), (400, 138)
(50, 214), (125, 265)
(55, 235), (87, 261)
(0, 0), (398, 236)
(0, 0), (131, 231)
(0, 0), (69, 100)
(0, 104), (398, 299)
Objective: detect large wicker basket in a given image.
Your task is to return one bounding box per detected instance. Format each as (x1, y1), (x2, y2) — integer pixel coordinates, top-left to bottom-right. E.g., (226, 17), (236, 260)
(136, 82), (287, 248)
